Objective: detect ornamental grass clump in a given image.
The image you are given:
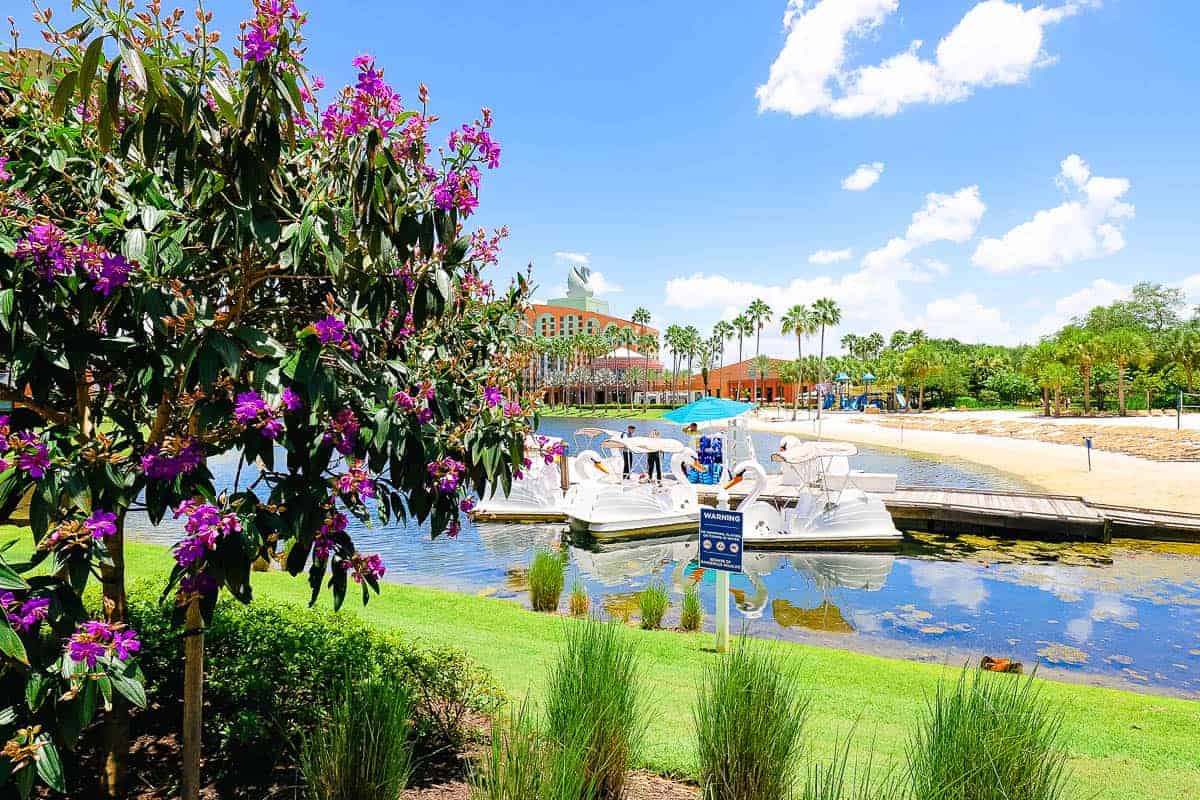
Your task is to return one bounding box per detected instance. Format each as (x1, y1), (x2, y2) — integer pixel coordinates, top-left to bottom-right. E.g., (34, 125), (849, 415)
(569, 579), (591, 617)
(907, 667), (1072, 800)
(680, 584), (703, 632)
(468, 701), (596, 800)
(801, 732), (900, 800)
(529, 549), (566, 612)
(694, 637), (809, 800)
(638, 580), (669, 630)
(544, 618), (647, 800)
(300, 675), (415, 800)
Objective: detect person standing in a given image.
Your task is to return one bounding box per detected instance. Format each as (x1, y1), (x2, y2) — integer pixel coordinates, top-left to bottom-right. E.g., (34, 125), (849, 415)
(620, 424), (635, 479)
(647, 429), (663, 485)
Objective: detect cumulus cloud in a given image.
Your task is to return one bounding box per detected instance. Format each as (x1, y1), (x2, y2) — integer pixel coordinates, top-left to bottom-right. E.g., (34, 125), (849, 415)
(809, 248), (854, 264)
(1182, 274), (1200, 304)
(1029, 278), (1128, 338)
(915, 292), (1015, 344)
(757, 0), (1094, 118)
(842, 162), (884, 191)
(553, 250), (590, 265)
(860, 185), (984, 277)
(583, 270), (623, 294)
(972, 154), (1134, 273)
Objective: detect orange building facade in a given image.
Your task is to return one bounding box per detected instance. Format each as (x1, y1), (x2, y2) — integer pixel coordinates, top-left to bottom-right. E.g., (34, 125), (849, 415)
(650, 358), (808, 404)
(524, 304), (658, 346)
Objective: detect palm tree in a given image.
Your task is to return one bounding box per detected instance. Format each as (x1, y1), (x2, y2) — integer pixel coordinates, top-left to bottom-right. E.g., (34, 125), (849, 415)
(865, 332), (885, 360)
(631, 307), (651, 332)
(778, 360), (802, 421)
(1101, 327), (1153, 416)
(1165, 324), (1200, 391)
(745, 299), (773, 400)
(748, 355), (773, 402)
(637, 332), (658, 410)
(812, 297), (842, 419)
(1021, 341), (1058, 417)
(664, 324), (685, 405)
(681, 325), (702, 402)
(901, 342), (940, 411)
(712, 320), (735, 398)
(781, 304), (815, 408)
(1056, 325), (1101, 414)
(732, 313), (753, 399)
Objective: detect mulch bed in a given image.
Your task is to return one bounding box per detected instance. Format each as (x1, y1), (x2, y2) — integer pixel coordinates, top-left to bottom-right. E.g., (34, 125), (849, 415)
(402, 770), (698, 800)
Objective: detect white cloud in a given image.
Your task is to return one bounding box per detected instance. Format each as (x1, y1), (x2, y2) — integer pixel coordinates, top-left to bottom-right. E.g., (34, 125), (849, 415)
(915, 291), (1015, 344)
(809, 248), (854, 264)
(842, 162), (884, 191)
(909, 561), (988, 610)
(972, 155), (1134, 274)
(1182, 274), (1200, 304)
(584, 270), (623, 294)
(861, 185), (984, 277)
(1029, 278), (1128, 338)
(757, 0), (1094, 119)
(553, 250), (590, 265)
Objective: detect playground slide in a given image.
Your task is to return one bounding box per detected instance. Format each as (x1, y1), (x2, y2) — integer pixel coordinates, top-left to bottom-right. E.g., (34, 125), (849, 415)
(895, 391), (908, 410)
(823, 394), (835, 410)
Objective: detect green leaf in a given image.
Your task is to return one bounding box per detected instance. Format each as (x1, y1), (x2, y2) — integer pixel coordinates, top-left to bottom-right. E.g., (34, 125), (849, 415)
(117, 41), (146, 92)
(25, 672), (47, 712)
(0, 559), (28, 592)
(51, 71), (77, 118)
(0, 705), (16, 725)
(33, 737), (65, 792)
(47, 150), (66, 172)
(108, 666), (147, 709)
(77, 36), (106, 108)
(0, 617), (28, 665)
(124, 229), (147, 262)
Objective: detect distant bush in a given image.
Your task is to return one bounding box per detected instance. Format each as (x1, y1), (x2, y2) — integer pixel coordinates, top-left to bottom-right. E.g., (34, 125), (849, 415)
(638, 580), (669, 630)
(569, 579), (591, 617)
(978, 389), (1002, 406)
(680, 585), (703, 632)
(694, 637), (809, 800)
(529, 549), (566, 612)
(301, 674), (415, 800)
(953, 396), (980, 408)
(545, 619), (647, 799)
(907, 668), (1071, 800)
(127, 584), (501, 774)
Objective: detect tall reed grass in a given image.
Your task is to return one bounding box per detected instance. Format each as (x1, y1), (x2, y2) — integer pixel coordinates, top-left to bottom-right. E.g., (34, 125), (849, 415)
(529, 549), (565, 612)
(544, 618), (647, 799)
(680, 584), (703, 631)
(638, 580), (669, 629)
(300, 675), (414, 800)
(569, 579), (590, 617)
(801, 731), (900, 800)
(468, 701), (596, 800)
(907, 668), (1071, 800)
(694, 637), (809, 800)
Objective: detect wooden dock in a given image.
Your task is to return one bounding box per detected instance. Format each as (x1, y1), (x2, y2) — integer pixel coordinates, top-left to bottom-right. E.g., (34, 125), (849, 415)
(695, 479), (1200, 543)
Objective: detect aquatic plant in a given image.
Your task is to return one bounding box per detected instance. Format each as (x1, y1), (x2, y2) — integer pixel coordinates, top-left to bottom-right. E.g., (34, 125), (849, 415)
(638, 580), (670, 630)
(529, 550), (566, 612)
(694, 637), (809, 800)
(544, 618), (647, 799)
(680, 584), (704, 632)
(569, 580), (591, 617)
(907, 667), (1072, 800)
(300, 675), (415, 800)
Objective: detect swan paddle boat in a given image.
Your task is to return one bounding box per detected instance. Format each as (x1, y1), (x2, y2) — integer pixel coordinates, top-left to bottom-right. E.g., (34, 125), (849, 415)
(472, 435), (601, 523)
(722, 455), (903, 549)
(564, 437), (707, 541)
(776, 436), (897, 494)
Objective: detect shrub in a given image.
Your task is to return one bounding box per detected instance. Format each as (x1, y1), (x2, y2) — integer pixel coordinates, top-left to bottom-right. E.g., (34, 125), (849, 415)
(638, 580), (669, 630)
(544, 618), (647, 799)
(529, 549), (566, 612)
(694, 637), (809, 800)
(300, 675), (415, 800)
(953, 396), (980, 408)
(126, 585), (501, 773)
(978, 389), (1002, 406)
(801, 732), (899, 800)
(469, 701), (596, 800)
(680, 584), (703, 632)
(907, 668), (1071, 800)
(569, 579), (591, 617)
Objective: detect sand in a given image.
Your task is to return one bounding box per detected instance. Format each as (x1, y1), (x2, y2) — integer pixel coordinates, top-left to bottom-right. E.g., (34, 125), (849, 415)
(746, 409), (1200, 513)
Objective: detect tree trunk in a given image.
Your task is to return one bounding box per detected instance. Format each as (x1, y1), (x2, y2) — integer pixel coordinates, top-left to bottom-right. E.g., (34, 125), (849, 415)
(100, 515), (130, 798)
(1145, 388), (1151, 413)
(1082, 368), (1092, 415)
(1117, 363), (1127, 416)
(816, 327), (826, 421)
(1042, 387), (1050, 417)
(182, 599), (205, 800)
(918, 384), (925, 411)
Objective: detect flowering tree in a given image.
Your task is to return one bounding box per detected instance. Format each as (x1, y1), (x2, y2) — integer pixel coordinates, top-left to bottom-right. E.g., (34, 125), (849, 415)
(0, 1), (533, 796)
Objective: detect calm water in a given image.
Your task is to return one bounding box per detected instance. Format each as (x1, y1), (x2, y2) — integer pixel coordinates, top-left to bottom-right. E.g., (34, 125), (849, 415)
(126, 417), (1200, 696)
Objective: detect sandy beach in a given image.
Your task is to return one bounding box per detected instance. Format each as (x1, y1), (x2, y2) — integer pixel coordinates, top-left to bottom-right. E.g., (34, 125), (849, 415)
(746, 409), (1200, 513)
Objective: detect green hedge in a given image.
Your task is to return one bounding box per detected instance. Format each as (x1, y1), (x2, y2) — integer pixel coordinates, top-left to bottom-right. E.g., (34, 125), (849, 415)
(124, 583), (504, 772)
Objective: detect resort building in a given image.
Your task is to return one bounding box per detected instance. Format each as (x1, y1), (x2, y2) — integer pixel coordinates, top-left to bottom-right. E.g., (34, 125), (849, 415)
(645, 357), (800, 404)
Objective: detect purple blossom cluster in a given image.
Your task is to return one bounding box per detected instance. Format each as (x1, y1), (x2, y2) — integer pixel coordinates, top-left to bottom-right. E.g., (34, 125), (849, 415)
(281, 386), (304, 412)
(177, 571), (218, 600)
(313, 511), (347, 561)
(140, 438), (205, 480)
(0, 155), (11, 182)
(320, 55), (405, 141)
(14, 223), (132, 293)
(172, 499), (242, 568)
(484, 386), (503, 407)
(83, 510), (118, 540)
(312, 314), (361, 358)
(335, 461), (376, 501)
(427, 456), (466, 493)
(323, 408), (360, 455)
(459, 497), (475, 513)
(66, 620), (141, 668)
(535, 435), (567, 465)
(234, 390), (284, 439)
(0, 592), (50, 633)
(448, 118), (502, 170)
(241, 0), (302, 62)
(343, 552), (385, 583)
(0, 418), (50, 479)
(432, 166), (481, 216)
(503, 400), (523, 418)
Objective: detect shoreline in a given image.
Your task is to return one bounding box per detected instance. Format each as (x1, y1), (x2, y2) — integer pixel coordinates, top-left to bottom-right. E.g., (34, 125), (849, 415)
(744, 411), (1200, 513)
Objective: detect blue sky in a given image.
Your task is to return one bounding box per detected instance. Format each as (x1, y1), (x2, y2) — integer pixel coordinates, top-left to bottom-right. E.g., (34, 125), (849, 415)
(45, 0), (1199, 355)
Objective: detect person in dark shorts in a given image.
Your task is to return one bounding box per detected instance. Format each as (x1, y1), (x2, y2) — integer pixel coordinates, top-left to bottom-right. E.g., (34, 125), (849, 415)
(620, 424), (635, 479)
(646, 429), (663, 485)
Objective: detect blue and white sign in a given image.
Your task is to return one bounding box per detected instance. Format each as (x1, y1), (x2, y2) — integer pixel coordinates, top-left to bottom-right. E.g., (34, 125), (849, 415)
(699, 507), (743, 573)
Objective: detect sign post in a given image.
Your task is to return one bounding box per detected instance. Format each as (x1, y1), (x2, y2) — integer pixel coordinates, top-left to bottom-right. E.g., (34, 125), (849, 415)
(1083, 436), (1092, 471)
(699, 504), (743, 653)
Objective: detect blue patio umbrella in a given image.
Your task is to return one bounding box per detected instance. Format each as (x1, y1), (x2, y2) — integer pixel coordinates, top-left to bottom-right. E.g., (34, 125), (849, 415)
(663, 397), (756, 425)
(835, 371), (850, 382)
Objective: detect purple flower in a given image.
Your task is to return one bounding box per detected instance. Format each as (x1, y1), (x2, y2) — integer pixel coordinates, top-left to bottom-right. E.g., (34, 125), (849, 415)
(68, 638), (107, 668)
(87, 251), (132, 296)
(427, 457), (466, 493)
(343, 552), (385, 583)
(0, 156), (10, 182)
(313, 315), (346, 344)
(178, 571), (218, 598)
(459, 497), (475, 513)
(281, 386), (304, 412)
(503, 400), (523, 418)
(66, 620), (140, 667)
(84, 510), (118, 541)
(394, 390), (415, 410)
(14, 434), (49, 479)
(110, 628), (141, 660)
(323, 409), (360, 455)
(1, 593), (50, 633)
(416, 406), (433, 425)
(141, 438), (205, 480)
(335, 462), (376, 501)
(260, 416), (284, 439)
(484, 386), (502, 407)
(15, 223), (71, 280)
(173, 500), (241, 568)
(234, 391), (268, 425)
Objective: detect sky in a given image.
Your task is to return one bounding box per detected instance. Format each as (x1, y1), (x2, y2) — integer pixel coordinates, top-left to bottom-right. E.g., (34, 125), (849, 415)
(36, 0), (1200, 357)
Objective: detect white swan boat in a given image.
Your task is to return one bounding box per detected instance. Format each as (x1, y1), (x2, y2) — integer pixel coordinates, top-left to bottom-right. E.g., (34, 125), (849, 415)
(723, 456), (903, 549)
(471, 435), (583, 522)
(776, 436), (897, 494)
(564, 437), (707, 541)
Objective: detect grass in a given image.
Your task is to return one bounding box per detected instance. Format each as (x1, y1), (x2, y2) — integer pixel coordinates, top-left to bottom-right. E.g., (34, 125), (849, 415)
(469, 701), (596, 800)
(694, 637), (809, 800)
(542, 405), (670, 420)
(26, 538), (1200, 800)
(528, 549), (565, 612)
(680, 585), (703, 632)
(638, 580), (669, 630)
(569, 579), (590, 617)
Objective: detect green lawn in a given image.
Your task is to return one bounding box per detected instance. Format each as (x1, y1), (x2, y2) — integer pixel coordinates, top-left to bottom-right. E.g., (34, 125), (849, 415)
(82, 540), (1197, 800)
(542, 405), (671, 420)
